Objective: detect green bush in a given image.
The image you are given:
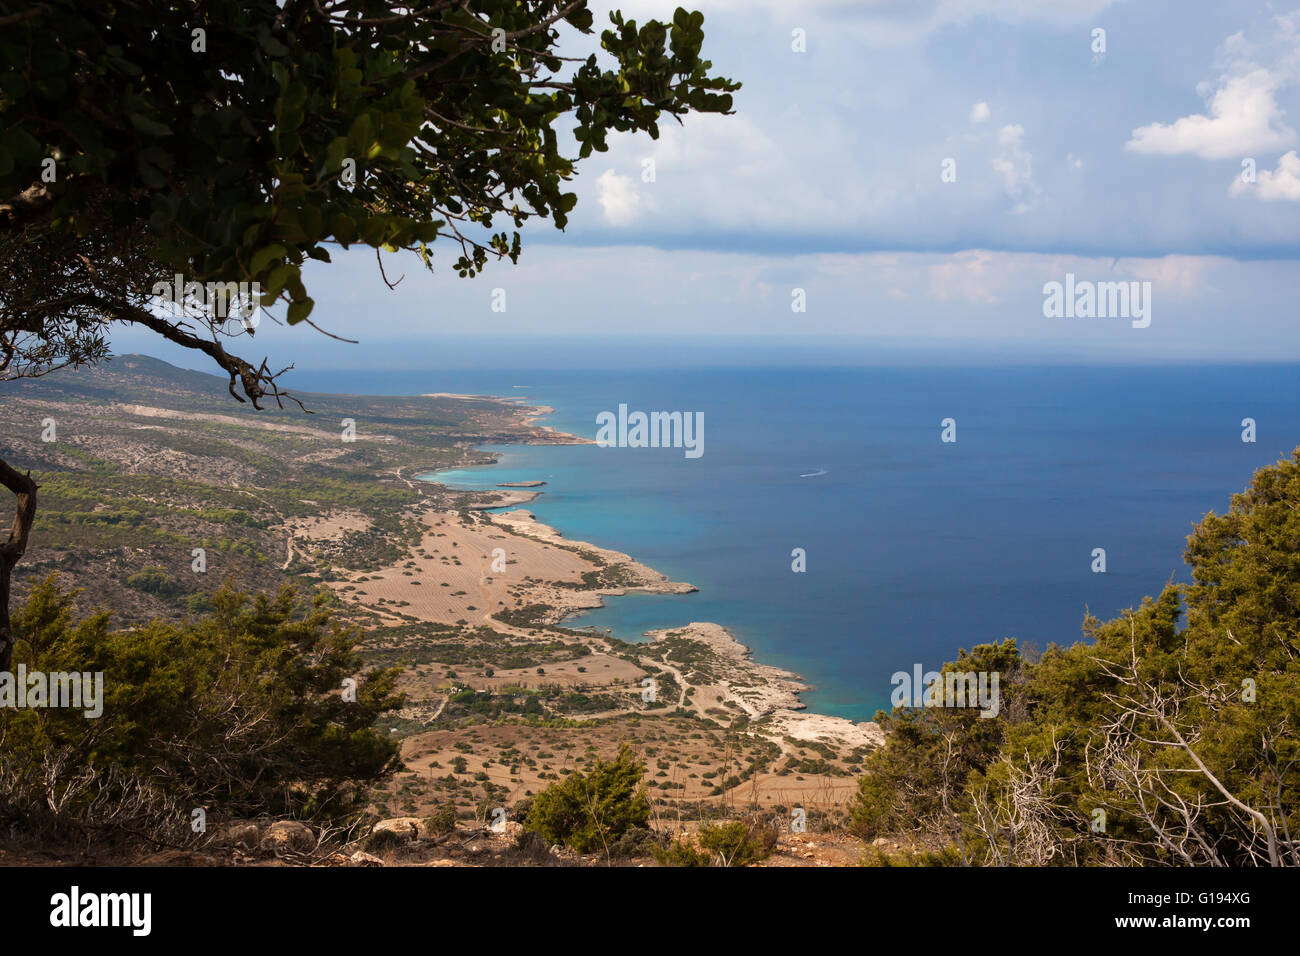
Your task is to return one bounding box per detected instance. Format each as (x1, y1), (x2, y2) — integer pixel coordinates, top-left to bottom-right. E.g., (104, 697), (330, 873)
(523, 744), (650, 854)
(696, 819), (778, 867)
(845, 451), (1300, 866)
(652, 838), (712, 867)
(652, 819), (777, 867)
(424, 804), (458, 836)
(0, 576), (404, 843)
(125, 565), (185, 598)
(859, 845), (965, 867)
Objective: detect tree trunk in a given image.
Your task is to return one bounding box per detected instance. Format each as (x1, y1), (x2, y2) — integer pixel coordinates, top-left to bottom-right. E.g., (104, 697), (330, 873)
(0, 456), (38, 672)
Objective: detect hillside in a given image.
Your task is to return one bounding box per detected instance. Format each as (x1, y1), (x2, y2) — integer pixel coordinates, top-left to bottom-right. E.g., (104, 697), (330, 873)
(0, 356), (882, 867)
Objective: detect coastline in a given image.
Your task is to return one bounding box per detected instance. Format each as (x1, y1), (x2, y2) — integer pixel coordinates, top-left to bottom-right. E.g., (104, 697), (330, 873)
(407, 394), (883, 752)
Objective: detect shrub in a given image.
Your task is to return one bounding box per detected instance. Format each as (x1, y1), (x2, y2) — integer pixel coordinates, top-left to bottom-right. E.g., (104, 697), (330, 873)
(125, 565), (185, 598)
(424, 804), (458, 836)
(652, 838), (712, 867)
(523, 744), (650, 854)
(607, 826), (659, 858)
(696, 819), (778, 867)
(0, 577), (404, 845)
(364, 828), (409, 853)
(859, 845), (964, 867)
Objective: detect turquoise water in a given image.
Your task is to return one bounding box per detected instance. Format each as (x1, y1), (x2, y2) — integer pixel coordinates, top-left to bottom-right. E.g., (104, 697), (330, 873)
(367, 365), (1300, 721)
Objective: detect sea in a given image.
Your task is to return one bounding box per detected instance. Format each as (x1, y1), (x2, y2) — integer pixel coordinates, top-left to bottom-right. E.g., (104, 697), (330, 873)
(289, 363), (1300, 722)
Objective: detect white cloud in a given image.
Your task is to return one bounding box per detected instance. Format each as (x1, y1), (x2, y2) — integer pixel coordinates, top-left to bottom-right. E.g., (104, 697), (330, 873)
(1127, 69), (1295, 159)
(928, 250), (1003, 303)
(992, 124), (1038, 213)
(929, 0), (1120, 23)
(1230, 149), (1300, 200)
(580, 112), (856, 233)
(1121, 254), (1213, 295)
(563, 2), (1300, 259)
(1127, 16), (1300, 159)
(592, 0), (1123, 47)
(595, 170), (642, 226)
(119, 243), (1293, 367)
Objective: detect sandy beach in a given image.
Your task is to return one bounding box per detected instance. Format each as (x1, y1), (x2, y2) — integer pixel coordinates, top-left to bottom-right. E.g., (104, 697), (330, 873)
(283, 396), (882, 809)
(328, 506), (695, 629)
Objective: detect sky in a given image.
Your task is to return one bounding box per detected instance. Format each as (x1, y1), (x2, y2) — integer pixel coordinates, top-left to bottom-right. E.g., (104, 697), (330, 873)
(117, 0), (1300, 371)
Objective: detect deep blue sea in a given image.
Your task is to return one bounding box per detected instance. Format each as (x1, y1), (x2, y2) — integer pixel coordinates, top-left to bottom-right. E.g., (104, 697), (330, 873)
(291, 365), (1300, 722)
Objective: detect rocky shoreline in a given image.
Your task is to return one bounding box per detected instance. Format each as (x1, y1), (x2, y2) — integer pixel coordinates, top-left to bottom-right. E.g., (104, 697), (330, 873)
(433, 396), (883, 752)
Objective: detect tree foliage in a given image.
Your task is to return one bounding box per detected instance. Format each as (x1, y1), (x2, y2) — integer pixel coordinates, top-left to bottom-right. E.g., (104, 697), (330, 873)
(850, 451), (1300, 866)
(0, 576), (403, 843)
(523, 743), (650, 854)
(0, 0), (738, 689)
(0, 0), (738, 398)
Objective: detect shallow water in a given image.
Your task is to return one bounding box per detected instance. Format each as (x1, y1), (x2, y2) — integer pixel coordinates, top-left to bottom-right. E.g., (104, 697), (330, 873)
(367, 364), (1299, 722)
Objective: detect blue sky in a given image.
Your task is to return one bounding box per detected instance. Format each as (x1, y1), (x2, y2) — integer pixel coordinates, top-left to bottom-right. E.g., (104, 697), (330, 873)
(564, 0), (1300, 258)
(119, 0), (1300, 370)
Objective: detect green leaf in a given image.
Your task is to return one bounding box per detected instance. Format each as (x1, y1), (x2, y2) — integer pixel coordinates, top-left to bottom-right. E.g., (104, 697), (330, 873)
(296, 204), (323, 242)
(249, 244), (287, 274)
(127, 112), (172, 137)
(286, 296), (315, 325)
(324, 137), (349, 178)
(7, 129), (41, 166)
(357, 216), (387, 246)
(262, 262), (296, 298)
(329, 212), (357, 245)
(347, 113), (375, 153)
